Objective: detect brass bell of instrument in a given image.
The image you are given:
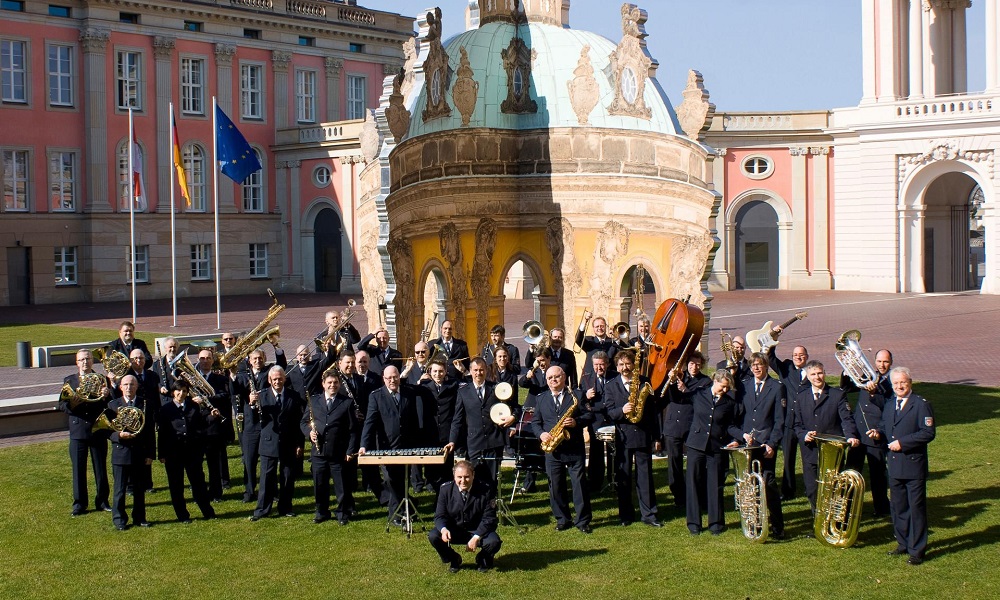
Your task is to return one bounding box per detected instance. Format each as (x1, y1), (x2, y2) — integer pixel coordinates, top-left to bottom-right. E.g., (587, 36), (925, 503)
(813, 434), (865, 548)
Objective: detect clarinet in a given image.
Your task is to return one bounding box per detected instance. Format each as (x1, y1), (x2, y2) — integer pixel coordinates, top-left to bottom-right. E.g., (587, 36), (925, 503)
(307, 390), (320, 455)
(246, 370), (261, 420)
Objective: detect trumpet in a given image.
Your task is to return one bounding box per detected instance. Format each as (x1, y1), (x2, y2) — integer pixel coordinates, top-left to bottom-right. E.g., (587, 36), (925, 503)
(315, 299), (357, 354)
(612, 321), (631, 348)
(720, 332), (736, 369)
(574, 308), (593, 350)
(523, 320), (549, 354)
(420, 313), (438, 343)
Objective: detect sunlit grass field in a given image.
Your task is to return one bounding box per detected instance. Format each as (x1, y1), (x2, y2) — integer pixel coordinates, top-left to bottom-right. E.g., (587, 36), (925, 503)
(0, 381), (997, 599)
(0, 324), (163, 367)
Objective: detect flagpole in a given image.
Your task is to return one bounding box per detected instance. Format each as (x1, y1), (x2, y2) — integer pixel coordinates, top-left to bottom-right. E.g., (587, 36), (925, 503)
(169, 103), (178, 328)
(128, 106), (137, 324)
(212, 96), (221, 330)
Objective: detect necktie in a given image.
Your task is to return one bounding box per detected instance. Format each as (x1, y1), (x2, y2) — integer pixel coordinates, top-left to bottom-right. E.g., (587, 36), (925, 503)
(436, 384), (441, 394)
(895, 397), (902, 412)
(461, 491), (468, 503)
(327, 397), (334, 410)
(598, 377), (605, 393)
(554, 392), (562, 411)
(755, 381), (762, 396)
(814, 391), (820, 402)
(713, 395), (719, 405)
(446, 342), (452, 353)
(477, 387), (484, 401)
(393, 392), (399, 407)
(800, 369), (806, 381)
(554, 350), (560, 360)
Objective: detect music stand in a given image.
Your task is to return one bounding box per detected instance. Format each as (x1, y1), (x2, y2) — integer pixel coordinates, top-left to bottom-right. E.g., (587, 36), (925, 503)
(483, 453), (525, 534)
(387, 463), (422, 537)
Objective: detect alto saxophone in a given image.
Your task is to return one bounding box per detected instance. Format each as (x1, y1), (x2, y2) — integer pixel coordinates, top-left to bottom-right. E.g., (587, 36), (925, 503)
(625, 351), (653, 424)
(540, 396), (578, 453)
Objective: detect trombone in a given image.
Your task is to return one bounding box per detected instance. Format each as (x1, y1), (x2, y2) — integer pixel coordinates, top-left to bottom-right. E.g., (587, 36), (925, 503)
(420, 313), (439, 343)
(315, 299), (357, 354)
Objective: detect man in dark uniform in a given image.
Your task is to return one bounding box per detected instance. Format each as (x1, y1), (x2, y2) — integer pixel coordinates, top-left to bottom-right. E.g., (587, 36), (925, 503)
(578, 351), (611, 493)
(482, 325), (521, 374)
(604, 350), (663, 527)
(157, 379), (217, 522)
(233, 349), (269, 502)
(448, 358), (514, 492)
(428, 320), (470, 380)
(151, 337), (180, 404)
(768, 341), (811, 500)
(108, 321), (152, 366)
(318, 309), (361, 356)
(285, 343), (336, 400)
(60, 349), (111, 516)
(347, 350), (384, 506)
(194, 349), (235, 502)
(841, 348), (894, 519)
(531, 365), (594, 533)
(575, 313), (617, 379)
(356, 328), (401, 377)
(737, 352), (786, 538)
(663, 351), (709, 509)
(717, 335), (750, 393)
(122, 348), (159, 494)
(107, 375), (154, 530)
(526, 327), (577, 388)
(302, 372), (359, 525)
(685, 370), (742, 535)
(250, 366), (305, 520)
(428, 460), (502, 573)
(423, 362), (458, 494)
(402, 341), (433, 386)
(793, 360), (860, 511)
(871, 366), (935, 565)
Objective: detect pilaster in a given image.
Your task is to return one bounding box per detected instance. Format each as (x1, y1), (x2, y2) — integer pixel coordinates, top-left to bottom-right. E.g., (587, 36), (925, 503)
(275, 160), (290, 277)
(809, 146), (832, 287)
(215, 44), (237, 213)
(325, 57), (343, 121)
(80, 27), (112, 213)
(987, 0), (1000, 91)
(154, 36), (175, 213)
(909, 0), (925, 98)
(708, 148), (730, 291)
(272, 51), (292, 130)
(789, 147), (809, 284)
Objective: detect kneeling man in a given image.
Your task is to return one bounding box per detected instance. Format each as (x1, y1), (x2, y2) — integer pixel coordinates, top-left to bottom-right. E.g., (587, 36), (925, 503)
(428, 460), (502, 573)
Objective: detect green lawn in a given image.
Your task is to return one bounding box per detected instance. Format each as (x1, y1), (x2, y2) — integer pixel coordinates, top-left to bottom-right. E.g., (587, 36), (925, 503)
(0, 381), (997, 599)
(0, 324), (164, 366)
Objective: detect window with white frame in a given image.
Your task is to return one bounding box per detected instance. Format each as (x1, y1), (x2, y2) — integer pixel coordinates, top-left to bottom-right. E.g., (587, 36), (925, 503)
(1, 39), (27, 103)
(116, 50), (142, 110)
(183, 142), (207, 212)
(126, 245), (149, 283)
(49, 151), (76, 211)
(741, 155), (774, 180)
(295, 69), (316, 123)
(242, 149), (264, 213)
(249, 243), (268, 278)
(190, 244), (211, 280)
(347, 74), (366, 120)
(180, 57), (204, 115)
(313, 165), (331, 188)
(47, 44), (73, 106)
(3, 149), (29, 211)
(240, 63), (263, 119)
(54, 246), (76, 285)
(117, 142), (146, 212)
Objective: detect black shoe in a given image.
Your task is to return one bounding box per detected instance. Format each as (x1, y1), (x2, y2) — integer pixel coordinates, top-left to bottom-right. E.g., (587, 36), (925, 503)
(212, 497), (224, 503)
(577, 524), (592, 534)
(338, 517), (349, 526)
(282, 512), (296, 518)
(115, 523), (127, 531)
(689, 529), (701, 536)
(554, 522), (572, 531)
(771, 530), (785, 540)
(313, 515), (329, 524)
(448, 552), (462, 573)
(71, 509), (84, 517)
(180, 518), (193, 524)
(907, 556), (923, 565)
(349, 510), (359, 518)
(643, 519), (663, 528)
(137, 521), (152, 528)
(619, 520), (632, 527)
(887, 547), (907, 556)
(203, 513), (216, 520)
(98, 504), (112, 512)
(710, 529), (723, 536)
(243, 496), (255, 504)
(248, 515), (261, 522)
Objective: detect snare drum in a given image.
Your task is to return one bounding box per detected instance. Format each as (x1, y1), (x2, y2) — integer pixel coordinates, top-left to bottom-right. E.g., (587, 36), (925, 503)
(595, 425), (616, 443)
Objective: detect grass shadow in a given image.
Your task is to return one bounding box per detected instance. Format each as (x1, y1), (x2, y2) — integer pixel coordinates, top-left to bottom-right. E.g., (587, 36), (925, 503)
(498, 548), (609, 571)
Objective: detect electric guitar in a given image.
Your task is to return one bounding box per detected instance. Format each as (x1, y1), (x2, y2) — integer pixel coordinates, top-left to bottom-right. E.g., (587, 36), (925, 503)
(745, 312), (808, 354)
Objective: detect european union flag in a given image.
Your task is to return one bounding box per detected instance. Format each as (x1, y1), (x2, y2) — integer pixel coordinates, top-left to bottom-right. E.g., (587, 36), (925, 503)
(215, 105), (262, 184)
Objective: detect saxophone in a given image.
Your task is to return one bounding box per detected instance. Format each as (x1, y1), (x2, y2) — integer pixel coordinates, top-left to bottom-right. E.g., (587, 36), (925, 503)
(625, 351), (653, 424)
(540, 395), (578, 453)
(217, 289), (284, 370)
(813, 434), (865, 548)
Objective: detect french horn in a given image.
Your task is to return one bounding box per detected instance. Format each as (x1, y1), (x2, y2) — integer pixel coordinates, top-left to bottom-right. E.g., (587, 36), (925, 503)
(93, 405), (145, 435)
(60, 372), (108, 410)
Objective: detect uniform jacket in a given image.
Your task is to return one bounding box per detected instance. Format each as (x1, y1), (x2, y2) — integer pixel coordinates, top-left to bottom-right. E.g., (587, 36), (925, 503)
(157, 400), (212, 460)
(109, 337), (153, 366)
(421, 379), (459, 445)
(427, 337), (470, 379)
(483, 342), (522, 376)
(525, 346), (578, 389)
(738, 376), (785, 448)
(578, 372), (610, 429)
(285, 348), (337, 398)
(356, 334), (402, 377)
(663, 372), (710, 439)
(573, 331), (617, 379)
(258, 385), (305, 459)
(841, 373), (891, 448)
(60, 371), (110, 440)
(793, 385), (860, 463)
(300, 391), (359, 460)
(361, 385), (435, 451)
(530, 388), (593, 460)
(450, 381), (507, 457)
(685, 387), (742, 453)
(604, 375), (663, 450)
(434, 479), (498, 538)
(108, 395), (156, 465)
(879, 393), (935, 479)
(768, 347), (810, 420)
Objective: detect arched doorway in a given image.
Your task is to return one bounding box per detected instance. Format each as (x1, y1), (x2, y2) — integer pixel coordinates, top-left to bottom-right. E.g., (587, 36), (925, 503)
(617, 263), (656, 325)
(501, 259), (541, 357)
(735, 200), (779, 289)
(421, 267), (448, 341)
(922, 172), (978, 292)
(314, 208), (342, 292)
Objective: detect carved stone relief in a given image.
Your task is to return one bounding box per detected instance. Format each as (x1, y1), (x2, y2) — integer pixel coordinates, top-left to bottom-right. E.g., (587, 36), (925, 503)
(421, 7), (453, 122)
(359, 229), (387, 331)
(607, 4), (653, 120)
(385, 69), (412, 142)
(675, 69), (715, 140)
(501, 36), (537, 114)
(471, 218), (498, 345)
(387, 234), (416, 349)
(669, 233), (712, 307)
(401, 37), (418, 99)
(546, 217), (583, 328)
(359, 109), (381, 162)
(896, 139), (995, 187)
(588, 221), (630, 321)
(439, 222), (468, 334)
(452, 47), (480, 126)
(567, 45), (599, 125)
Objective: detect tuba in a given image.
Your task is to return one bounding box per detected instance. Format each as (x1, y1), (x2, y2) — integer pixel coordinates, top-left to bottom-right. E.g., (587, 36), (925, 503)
(726, 445), (769, 543)
(60, 372), (109, 411)
(93, 405), (145, 435)
(835, 330), (878, 388)
(93, 346), (132, 379)
(813, 434), (865, 548)
(540, 396), (578, 453)
(218, 289), (284, 370)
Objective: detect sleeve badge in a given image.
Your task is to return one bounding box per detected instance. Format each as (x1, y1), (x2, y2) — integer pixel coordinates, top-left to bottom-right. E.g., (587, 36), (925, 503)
(924, 416), (934, 427)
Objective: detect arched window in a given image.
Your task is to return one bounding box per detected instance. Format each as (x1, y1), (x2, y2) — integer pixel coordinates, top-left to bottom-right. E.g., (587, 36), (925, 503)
(242, 148), (264, 212)
(117, 141), (147, 212)
(182, 142), (206, 212)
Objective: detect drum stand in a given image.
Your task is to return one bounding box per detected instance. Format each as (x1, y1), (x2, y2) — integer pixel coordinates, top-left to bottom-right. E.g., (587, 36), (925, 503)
(600, 438), (617, 495)
(386, 463), (424, 538)
(493, 458), (526, 535)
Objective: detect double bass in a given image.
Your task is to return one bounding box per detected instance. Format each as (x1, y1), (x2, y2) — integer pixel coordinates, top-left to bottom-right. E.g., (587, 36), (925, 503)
(646, 298), (705, 392)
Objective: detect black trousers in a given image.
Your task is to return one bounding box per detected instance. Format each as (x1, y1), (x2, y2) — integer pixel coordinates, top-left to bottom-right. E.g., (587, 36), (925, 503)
(311, 456), (351, 520)
(781, 426), (799, 499)
(69, 437), (109, 511)
(425, 451), (455, 496)
(204, 436), (227, 500)
(428, 526), (502, 565)
(749, 448), (784, 534)
(163, 452), (214, 520)
(469, 448), (502, 496)
(254, 451), (297, 517)
(686, 446), (727, 534)
(544, 453), (591, 527)
(801, 453), (820, 511)
(615, 446), (657, 522)
(381, 464), (405, 517)
(112, 462), (146, 526)
(889, 476), (928, 559)
(241, 431), (261, 502)
(663, 435), (687, 508)
(847, 444), (890, 516)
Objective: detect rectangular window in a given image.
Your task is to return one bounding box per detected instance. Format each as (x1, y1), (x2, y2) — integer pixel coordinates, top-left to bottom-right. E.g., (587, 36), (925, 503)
(3, 149), (29, 211)
(347, 74), (366, 120)
(242, 150), (263, 212)
(182, 144), (206, 212)
(349, 43), (364, 53)
(295, 69), (316, 123)
(243, 29), (260, 40)
(54, 246), (76, 285)
(180, 57), (204, 115)
(48, 44), (73, 107)
(48, 5), (70, 17)
(116, 50), (142, 110)
(127, 245), (149, 283)
(249, 244), (268, 278)
(119, 12), (139, 24)
(1, 1), (25, 11)
(191, 244), (212, 281)
(298, 36), (314, 47)
(1, 39), (27, 104)
(49, 151), (76, 211)
(240, 63), (263, 119)
(183, 21), (202, 32)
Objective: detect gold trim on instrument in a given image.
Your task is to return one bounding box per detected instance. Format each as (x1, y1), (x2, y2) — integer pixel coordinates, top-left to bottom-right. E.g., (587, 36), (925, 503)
(219, 289), (284, 369)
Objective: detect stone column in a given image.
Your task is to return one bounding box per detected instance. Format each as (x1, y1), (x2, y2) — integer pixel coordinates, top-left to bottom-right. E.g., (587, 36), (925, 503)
(708, 148), (730, 290)
(340, 156), (362, 293)
(899, 205), (926, 293)
(877, 0), (899, 101)
(275, 160), (290, 277)
(925, 2), (942, 96)
(80, 27), (112, 213)
(272, 51), (292, 130)
(987, 0), (1000, 91)
(810, 146), (832, 288)
(953, 1), (968, 93)
(215, 44), (237, 213)
(909, 0), (924, 98)
(861, 0), (877, 103)
(324, 57), (343, 122)
(980, 200), (998, 293)
(153, 36), (175, 214)
(288, 159), (302, 285)
(789, 147), (810, 286)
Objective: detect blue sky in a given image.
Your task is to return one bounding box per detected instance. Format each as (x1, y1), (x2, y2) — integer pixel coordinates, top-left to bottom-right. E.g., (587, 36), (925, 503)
(359, 0), (988, 111)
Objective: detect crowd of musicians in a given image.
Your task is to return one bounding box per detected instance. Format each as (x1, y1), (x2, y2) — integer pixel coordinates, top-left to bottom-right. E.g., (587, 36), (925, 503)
(60, 309), (935, 570)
